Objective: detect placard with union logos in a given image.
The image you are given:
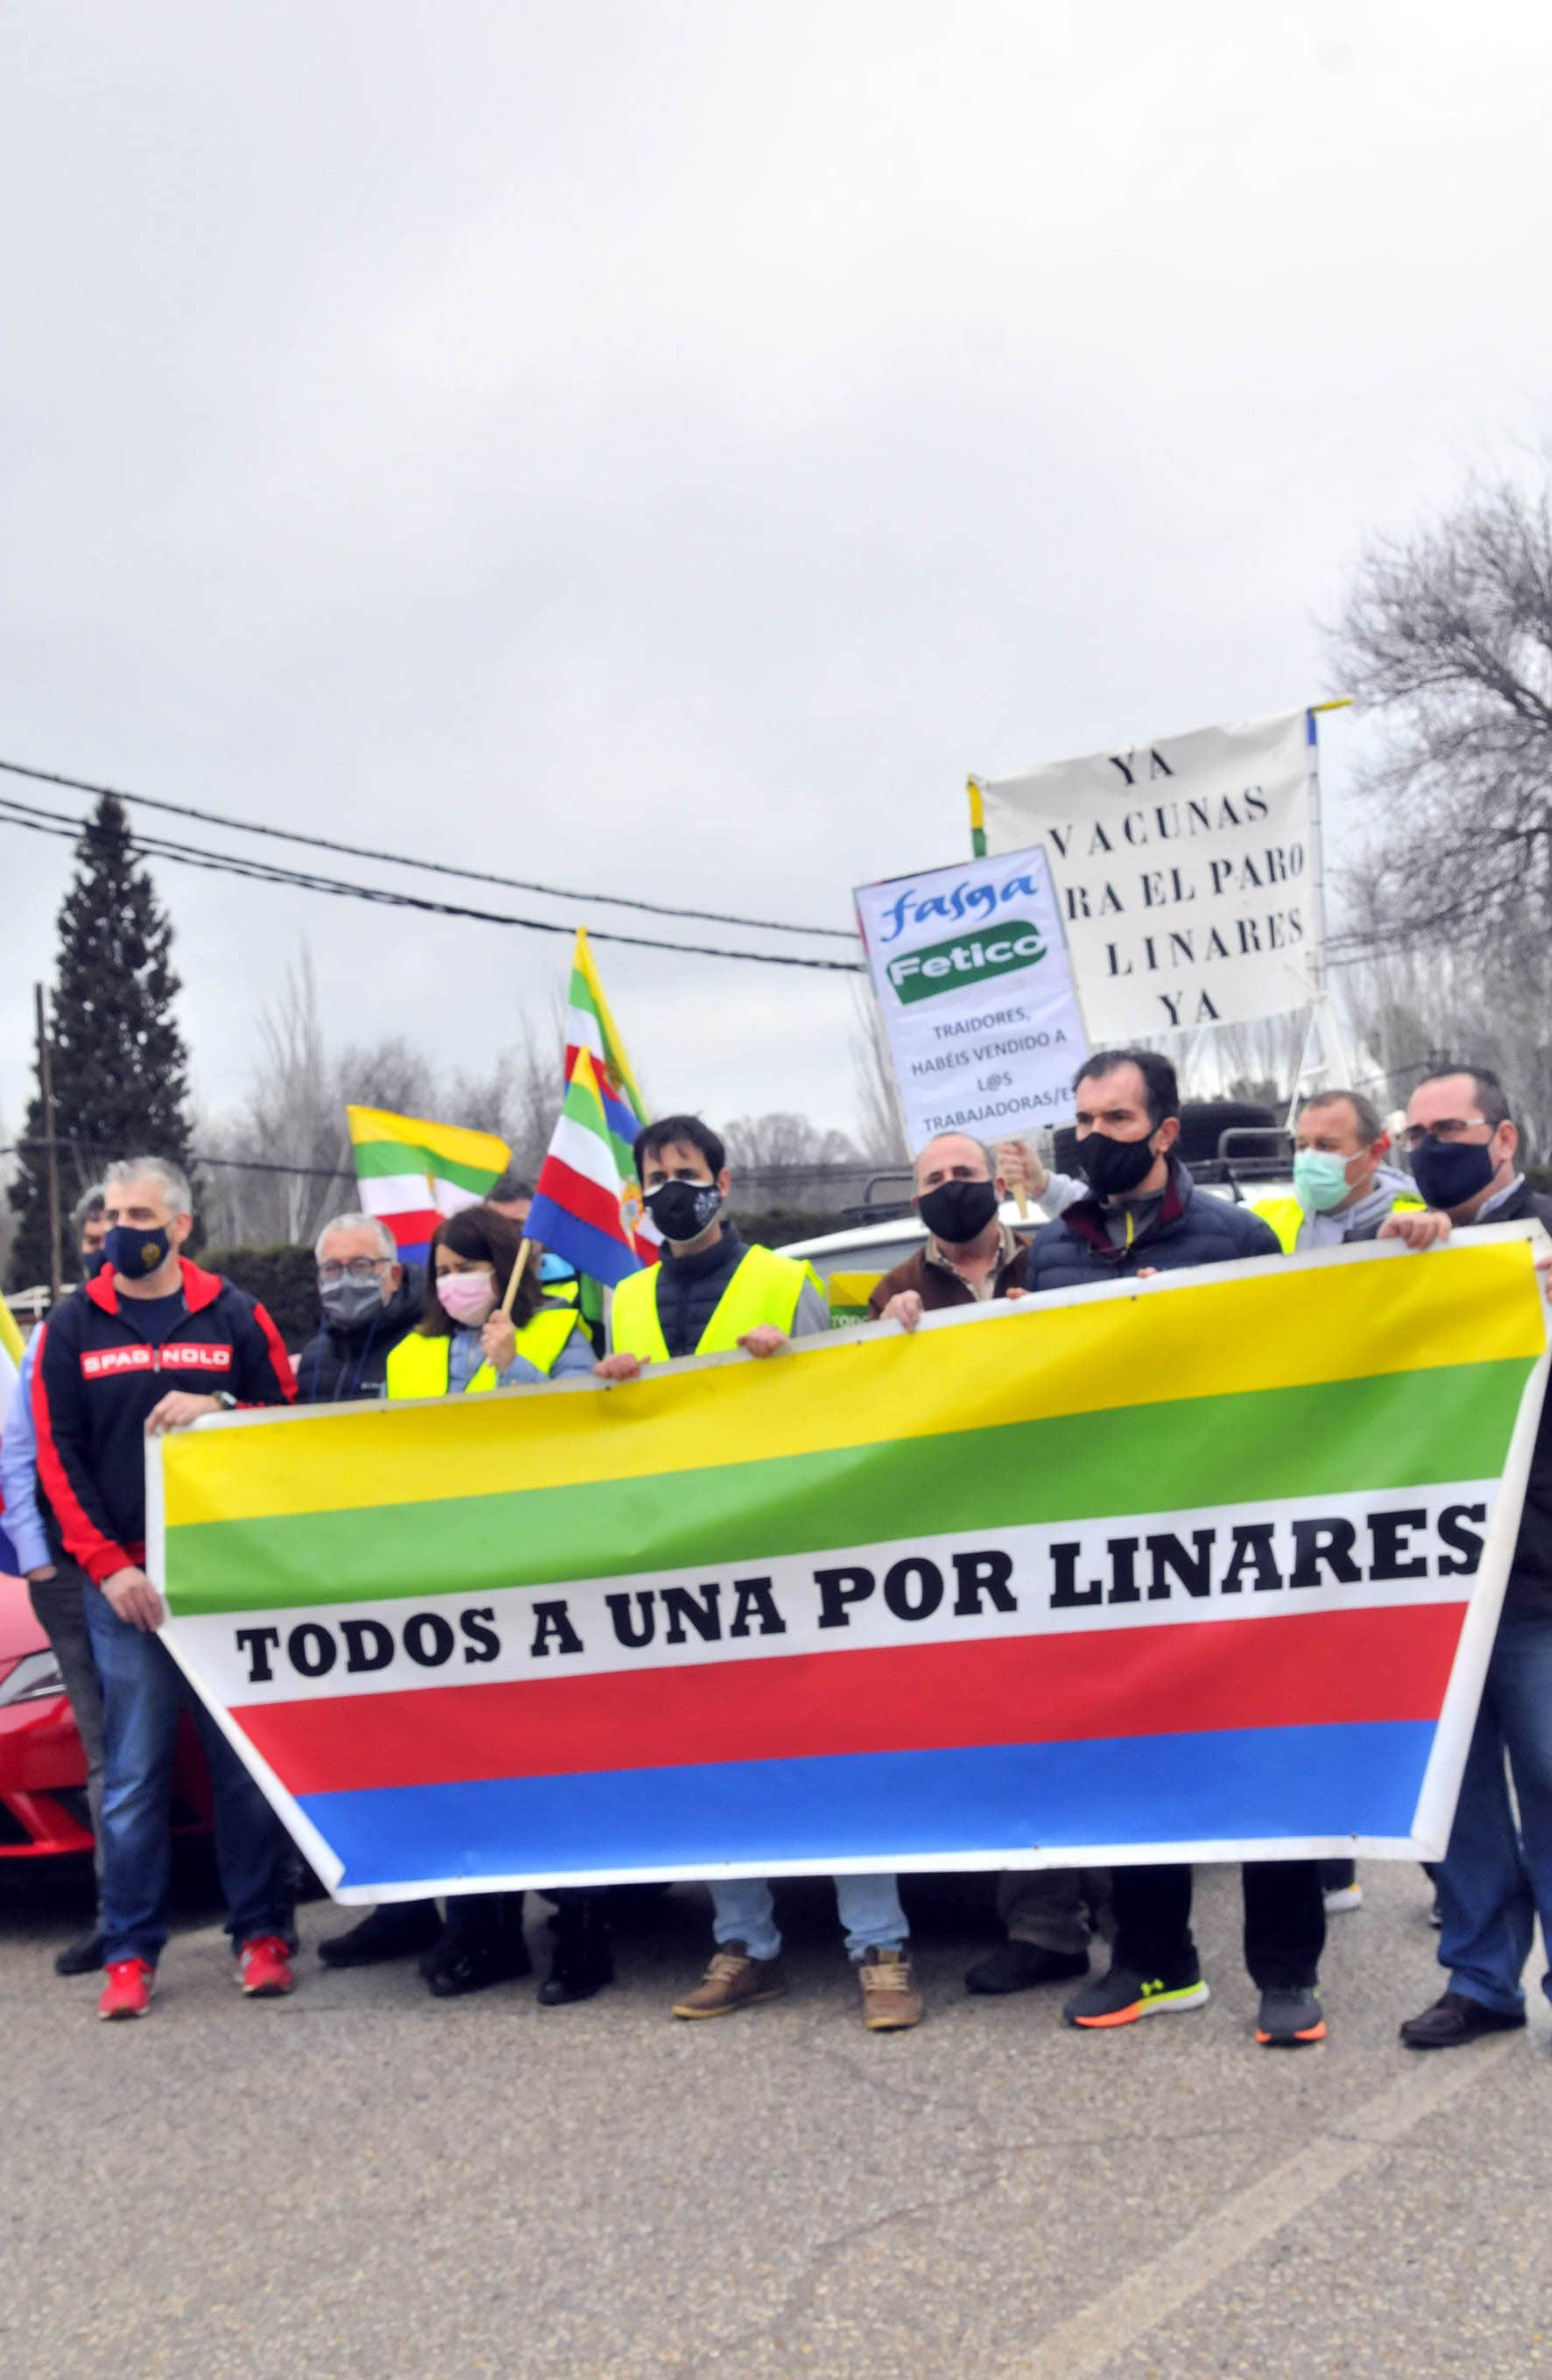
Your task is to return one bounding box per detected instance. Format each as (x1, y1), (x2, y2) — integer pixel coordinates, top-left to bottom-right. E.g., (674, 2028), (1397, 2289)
(854, 842), (1088, 1147)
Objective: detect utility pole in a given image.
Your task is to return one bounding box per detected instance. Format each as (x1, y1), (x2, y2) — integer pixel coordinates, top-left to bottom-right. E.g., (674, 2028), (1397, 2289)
(33, 983), (62, 1308)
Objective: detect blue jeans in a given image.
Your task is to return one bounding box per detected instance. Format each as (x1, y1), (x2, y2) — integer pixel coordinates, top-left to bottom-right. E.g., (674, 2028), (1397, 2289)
(710, 1874), (907, 1962)
(83, 1592), (292, 1967)
(1436, 1605), (1552, 2015)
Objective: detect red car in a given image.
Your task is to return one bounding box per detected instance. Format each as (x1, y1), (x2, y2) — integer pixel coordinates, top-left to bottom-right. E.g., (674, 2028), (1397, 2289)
(0, 1571), (209, 1859)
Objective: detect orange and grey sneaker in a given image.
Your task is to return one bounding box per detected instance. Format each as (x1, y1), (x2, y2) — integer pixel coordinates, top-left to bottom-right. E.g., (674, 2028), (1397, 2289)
(1064, 1965), (1210, 2028)
(859, 1946), (923, 2031)
(236, 1935), (297, 1998)
(97, 1957), (156, 2021)
(1256, 1985), (1326, 2046)
(672, 1940), (785, 2020)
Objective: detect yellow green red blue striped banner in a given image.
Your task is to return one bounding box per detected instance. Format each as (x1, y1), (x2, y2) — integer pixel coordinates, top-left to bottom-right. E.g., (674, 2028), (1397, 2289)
(149, 1229), (1550, 1899)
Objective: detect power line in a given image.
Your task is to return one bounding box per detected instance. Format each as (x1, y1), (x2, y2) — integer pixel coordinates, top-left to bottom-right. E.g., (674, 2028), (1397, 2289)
(0, 794), (866, 975)
(2, 1138), (355, 1183)
(0, 752), (855, 941)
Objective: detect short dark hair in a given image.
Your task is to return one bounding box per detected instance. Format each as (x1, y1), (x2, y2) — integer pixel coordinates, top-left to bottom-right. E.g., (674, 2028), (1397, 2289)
(488, 1169), (533, 1204)
(419, 1202), (542, 1337)
(1300, 1088), (1385, 1145)
(1074, 1048), (1180, 1131)
(69, 1183), (106, 1239)
(1414, 1063), (1511, 1131)
(633, 1114), (727, 1179)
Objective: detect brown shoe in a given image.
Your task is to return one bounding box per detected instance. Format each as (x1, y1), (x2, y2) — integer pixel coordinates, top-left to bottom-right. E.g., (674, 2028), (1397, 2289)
(672, 1941), (786, 2020)
(859, 1946), (923, 2031)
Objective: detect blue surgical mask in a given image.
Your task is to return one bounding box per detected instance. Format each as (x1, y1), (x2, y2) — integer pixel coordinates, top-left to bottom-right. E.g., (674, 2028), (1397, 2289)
(1292, 1149), (1355, 1215)
(540, 1252), (576, 1284)
(104, 1223), (173, 1281)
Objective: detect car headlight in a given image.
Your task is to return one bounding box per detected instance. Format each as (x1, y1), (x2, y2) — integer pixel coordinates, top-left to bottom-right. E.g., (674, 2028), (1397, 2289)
(0, 1649), (67, 1708)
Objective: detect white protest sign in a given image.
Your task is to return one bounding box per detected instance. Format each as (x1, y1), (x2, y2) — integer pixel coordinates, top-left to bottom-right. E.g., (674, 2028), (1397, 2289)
(854, 844), (1087, 1146)
(977, 708), (1316, 1038)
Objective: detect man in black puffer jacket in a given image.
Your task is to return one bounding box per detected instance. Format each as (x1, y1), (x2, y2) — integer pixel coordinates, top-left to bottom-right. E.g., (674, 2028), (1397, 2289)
(293, 1215), (423, 1404)
(1019, 1050), (1330, 2052)
(1395, 1065), (1552, 2049)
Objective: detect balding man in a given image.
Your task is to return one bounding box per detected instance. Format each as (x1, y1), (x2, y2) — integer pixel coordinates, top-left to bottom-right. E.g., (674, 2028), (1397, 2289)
(870, 1134), (1097, 1998)
(867, 1135), (1081, 1326)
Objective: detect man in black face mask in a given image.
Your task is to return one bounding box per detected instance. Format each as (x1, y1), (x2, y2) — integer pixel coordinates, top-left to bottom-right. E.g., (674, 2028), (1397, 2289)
(294, 1213), (423, 1405)
(870, 1132), (1100, 1995)
(1391, 1067), (1552, 2048)
(597, 1115), (829, 1375)
(868, 1134), (1083, 1328)
(1018, 1054), (1332, 2050)
(599, 1117), (923, 2031)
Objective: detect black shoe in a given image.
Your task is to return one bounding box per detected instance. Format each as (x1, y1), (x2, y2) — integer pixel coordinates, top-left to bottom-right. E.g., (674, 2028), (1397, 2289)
(420, 1933), (534, 1999)
(1256, 1984), (1327, 2046)
(318, 1903), (441, 1968)
(1400, 1989), (1526, 2050)
(537, 1905), (616, 2007)
(965, 1940), (1090, 1995)
(54, 1930), (105, 1978)
(1064, 1964), (1210, 2028)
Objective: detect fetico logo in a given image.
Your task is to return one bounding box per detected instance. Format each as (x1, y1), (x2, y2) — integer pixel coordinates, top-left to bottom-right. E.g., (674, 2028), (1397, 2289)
(886, 920), (1047, 1005)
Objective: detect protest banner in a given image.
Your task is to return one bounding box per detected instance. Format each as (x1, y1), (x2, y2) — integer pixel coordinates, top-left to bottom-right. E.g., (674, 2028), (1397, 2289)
(975, 707), (1318, 1037)
(148, 1227), (1549, 1900)
(854, 843), (1087, 1143)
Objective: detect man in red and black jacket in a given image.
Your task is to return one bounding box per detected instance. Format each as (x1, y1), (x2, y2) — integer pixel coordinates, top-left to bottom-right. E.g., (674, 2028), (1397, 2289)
(32, 1155), (300, 2021)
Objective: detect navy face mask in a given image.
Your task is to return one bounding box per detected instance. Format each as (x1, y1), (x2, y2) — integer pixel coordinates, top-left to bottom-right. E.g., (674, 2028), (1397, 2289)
(1409, 1136), (1499, 1211)
(104, 1223), (173, 1280)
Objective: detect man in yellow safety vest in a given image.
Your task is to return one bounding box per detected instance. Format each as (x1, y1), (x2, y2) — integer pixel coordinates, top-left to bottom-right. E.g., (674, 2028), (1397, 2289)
(1254, 1088), (1423, 1256)
(596, 1112), (923, 2033)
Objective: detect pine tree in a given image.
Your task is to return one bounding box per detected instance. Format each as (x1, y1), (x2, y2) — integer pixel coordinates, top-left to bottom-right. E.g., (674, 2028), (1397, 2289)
(8, 795), (197, 1290)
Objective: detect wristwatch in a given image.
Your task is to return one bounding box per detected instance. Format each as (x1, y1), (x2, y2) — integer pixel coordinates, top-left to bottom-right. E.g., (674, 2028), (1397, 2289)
(212, 1390), (238, 1411)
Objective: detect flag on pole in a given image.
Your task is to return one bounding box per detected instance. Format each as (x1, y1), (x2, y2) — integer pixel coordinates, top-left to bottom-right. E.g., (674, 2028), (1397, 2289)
(564, 928), (649, 1188)
(345, 1106), (510, 1268)
(526, 1047), (650, 1288)
(558, 927), (659, 1263)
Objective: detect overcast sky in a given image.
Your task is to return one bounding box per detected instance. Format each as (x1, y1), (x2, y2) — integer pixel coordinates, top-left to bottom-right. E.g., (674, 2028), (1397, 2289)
(3, 2), (1548, 1155)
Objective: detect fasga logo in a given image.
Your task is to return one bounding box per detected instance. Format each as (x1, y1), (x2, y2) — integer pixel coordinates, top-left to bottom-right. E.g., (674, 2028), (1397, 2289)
(887, 921), (1047, 1005)
(877, 869), (1046, 945)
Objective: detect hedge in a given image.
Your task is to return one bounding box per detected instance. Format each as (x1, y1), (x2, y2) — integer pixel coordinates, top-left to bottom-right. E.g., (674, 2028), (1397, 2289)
(201, 1245), (321, 1347)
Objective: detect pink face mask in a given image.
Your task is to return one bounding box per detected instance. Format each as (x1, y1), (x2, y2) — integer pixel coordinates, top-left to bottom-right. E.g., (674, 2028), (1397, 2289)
(435, 1269), (497, 1327)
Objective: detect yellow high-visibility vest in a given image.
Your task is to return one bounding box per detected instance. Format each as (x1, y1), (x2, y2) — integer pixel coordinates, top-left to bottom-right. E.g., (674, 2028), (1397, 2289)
(1253, 1194), (1424, 1254)
(610, 1243), (815, 1362)
(384, 1305), (583, 1400)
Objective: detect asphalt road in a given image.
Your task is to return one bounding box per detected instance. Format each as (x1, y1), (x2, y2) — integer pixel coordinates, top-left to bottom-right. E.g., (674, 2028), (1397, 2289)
(4, 1855), (1548, 2379)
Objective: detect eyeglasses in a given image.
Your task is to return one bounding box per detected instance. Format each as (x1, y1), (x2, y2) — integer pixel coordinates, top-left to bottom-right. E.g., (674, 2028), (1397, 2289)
(317, 1258), (391, 1283)
(1400, 1119), (1491, 1150)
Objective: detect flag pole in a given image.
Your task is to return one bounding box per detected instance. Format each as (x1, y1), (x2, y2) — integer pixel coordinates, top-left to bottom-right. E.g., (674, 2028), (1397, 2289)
(500, 1239), (533, 1317)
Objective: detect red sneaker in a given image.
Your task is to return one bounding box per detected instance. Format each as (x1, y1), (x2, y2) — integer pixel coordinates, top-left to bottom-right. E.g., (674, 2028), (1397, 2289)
(236, 1935), (297, 1998)
(97, 1958), (156, 2021)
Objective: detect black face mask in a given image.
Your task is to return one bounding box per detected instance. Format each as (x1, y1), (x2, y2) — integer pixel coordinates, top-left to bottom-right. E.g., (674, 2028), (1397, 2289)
(321, 1275), (386, 1331)
(104, 1222), (173, 1280)
(1409, 1136), (1499, 1212)
(645, 1177), (723, 1244)
(1075, 1129), (1160, 1199)
(918, 1178), (999, 1246)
